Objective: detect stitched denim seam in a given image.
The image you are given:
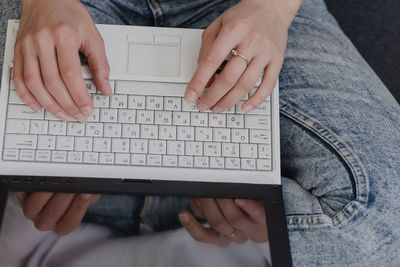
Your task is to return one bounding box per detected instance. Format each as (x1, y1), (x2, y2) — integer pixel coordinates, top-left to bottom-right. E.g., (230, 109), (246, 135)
(279, 101), (369, 227)
(139, 196), (156, 231)
(146, 0), (164, 26)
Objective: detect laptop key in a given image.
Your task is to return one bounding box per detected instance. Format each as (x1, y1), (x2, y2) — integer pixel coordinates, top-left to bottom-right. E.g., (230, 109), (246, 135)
(4, 134), (37, 149)
(6, 119), (30, 134)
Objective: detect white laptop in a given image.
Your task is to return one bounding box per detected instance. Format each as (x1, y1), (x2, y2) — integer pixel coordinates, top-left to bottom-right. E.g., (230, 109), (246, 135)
(0, 20), (280, 185)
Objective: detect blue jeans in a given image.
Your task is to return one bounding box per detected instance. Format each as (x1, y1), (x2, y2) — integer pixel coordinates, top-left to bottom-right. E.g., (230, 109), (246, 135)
(1, 0), (399, 265)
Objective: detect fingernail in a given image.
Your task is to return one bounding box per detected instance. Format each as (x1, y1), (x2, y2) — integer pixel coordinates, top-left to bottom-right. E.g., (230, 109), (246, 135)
(179, 213), (190, 224)
(235, 199), (246, 206)
(185, 90), (197, 103)
(242, 104), (253, 113)
(55, 112), (69, 121)
(212, 106), (223, 113)
(29, 104), (41, 113)
(74, 113), (86, 123)
(197, 102), (208, 111)
(80, 194), (91, 200)
(104, 80), (112, 95)
(81, 105), (93, 117)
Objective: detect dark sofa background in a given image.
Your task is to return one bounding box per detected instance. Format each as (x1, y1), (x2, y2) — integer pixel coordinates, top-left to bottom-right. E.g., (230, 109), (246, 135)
(325, 0), (400, 103)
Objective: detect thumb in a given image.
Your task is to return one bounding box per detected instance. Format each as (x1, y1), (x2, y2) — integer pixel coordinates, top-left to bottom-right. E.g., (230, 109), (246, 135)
(82, 29), (112, 96)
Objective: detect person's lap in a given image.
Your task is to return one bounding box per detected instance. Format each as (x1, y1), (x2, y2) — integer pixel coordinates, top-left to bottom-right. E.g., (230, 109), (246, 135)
(1, 0), (399, 265)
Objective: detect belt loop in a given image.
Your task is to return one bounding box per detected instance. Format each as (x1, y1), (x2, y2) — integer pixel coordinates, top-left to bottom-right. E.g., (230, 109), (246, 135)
(146, 0), (165, 26)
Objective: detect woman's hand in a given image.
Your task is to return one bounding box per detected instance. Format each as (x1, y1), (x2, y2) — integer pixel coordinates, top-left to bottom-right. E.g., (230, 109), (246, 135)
(184, 0), (301, 113)
(179, 198), (268, 246)
(16, 192), (100, 235)
(14, 0), (111, 123)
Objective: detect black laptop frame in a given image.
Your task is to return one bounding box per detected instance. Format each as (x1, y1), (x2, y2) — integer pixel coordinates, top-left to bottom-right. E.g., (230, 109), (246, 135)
(0, 176), (292, 266)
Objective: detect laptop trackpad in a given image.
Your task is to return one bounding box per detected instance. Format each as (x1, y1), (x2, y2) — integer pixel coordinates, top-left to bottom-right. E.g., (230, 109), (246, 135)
(128, 43), (180, 77)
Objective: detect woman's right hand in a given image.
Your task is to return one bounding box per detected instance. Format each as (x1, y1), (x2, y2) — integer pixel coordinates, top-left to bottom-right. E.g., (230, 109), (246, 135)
(14, 0), (112, 123)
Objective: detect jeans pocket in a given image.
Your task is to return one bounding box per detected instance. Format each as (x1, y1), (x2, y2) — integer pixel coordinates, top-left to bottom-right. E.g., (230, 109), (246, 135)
(279, 102), (370, 229)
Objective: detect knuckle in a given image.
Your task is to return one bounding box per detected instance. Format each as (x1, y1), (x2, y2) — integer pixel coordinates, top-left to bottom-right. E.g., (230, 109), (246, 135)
(219, 72), (237, 86)
(188, 79), (204, 93)
(33, 28), (51, 45)
(75, 201), (89, 213)
(227, 216), (245, 228)
(236, 80), (252, 92)
(53, 23), (75, 37)
(209, 220), (226, 232)
(16, 90), (31, 103)
(200, 53), (219, 68)
(61, 67), (77, 81)
(253, 90), (268, 104)
(225, 18), (246, 33)
(53, 23), (78, 45)
(23, 74), (38, 89)
(102, 62), (111, 74)
(20, 36), (33, 52)
(191, 230), (204, 242)
(247, 32), (262, 46)
(44, 74), (62, 89)
(74, 90), (90, 103)
(201, 29), (211, 41)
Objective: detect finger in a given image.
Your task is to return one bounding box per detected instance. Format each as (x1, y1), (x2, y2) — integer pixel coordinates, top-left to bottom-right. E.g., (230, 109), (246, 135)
(21, 41), (69, 121)
(216, 199), (252, 230)
(33, 193), (75, 231)
(54, 194), (95, 235)
(212, 53), (268, 113)
(197, 53), (248, 111)
(15, 192), (28, 207)
(37, 38), (82, 120)
(83, 30), (112, 96)
(56, 40), (93, 122)
(13, 45), (42, 113)
(179, 211), (230, 247)
(199, 198), (234, 236)
(186, 22), (246, 103)
(235, 199), (266, 224)
(241, 57), (282, 113)
(184, 18), (221, 103)
(215, 199), (250, 244)
(21, 192), (54, 220)
(190, 198), (205, 219)
(198, 33), (264, 112)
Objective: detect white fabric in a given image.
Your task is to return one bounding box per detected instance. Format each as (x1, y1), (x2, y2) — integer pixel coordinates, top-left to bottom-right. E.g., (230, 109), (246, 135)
(0, 194), (271, 267)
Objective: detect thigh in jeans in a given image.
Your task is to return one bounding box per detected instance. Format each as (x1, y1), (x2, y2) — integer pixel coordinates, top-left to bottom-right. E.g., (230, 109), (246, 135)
(280, 0), (400, 265)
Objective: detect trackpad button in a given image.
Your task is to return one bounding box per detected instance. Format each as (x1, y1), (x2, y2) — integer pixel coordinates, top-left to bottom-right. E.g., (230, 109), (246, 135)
(128, 43), (180, 77)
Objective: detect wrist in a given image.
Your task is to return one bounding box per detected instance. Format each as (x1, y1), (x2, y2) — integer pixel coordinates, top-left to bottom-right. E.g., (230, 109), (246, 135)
(250, 0), (302, 28)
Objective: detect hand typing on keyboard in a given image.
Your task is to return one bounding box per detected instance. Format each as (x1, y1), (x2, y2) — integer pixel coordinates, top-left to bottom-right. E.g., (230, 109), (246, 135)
(184, 0), (296, 113)
(13, 0), (111, 123)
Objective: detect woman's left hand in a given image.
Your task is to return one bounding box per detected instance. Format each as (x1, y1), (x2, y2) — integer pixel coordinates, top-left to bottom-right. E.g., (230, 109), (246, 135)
(179, 198), (268, 246)
(184, 0), (300, 113)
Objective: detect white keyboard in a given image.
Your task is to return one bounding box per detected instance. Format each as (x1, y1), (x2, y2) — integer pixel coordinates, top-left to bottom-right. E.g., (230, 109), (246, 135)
(3, 78), (272, 171)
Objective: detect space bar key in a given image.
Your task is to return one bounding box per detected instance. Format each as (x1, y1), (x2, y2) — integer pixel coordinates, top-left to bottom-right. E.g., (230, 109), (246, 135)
(115, 80), (187, 97)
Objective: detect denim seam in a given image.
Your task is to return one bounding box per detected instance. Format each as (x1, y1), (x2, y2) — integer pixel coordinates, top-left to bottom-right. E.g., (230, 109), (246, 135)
(146, 0), (164, 26)
(279, 101), (369, 227)
(139, 196), (156, 231)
